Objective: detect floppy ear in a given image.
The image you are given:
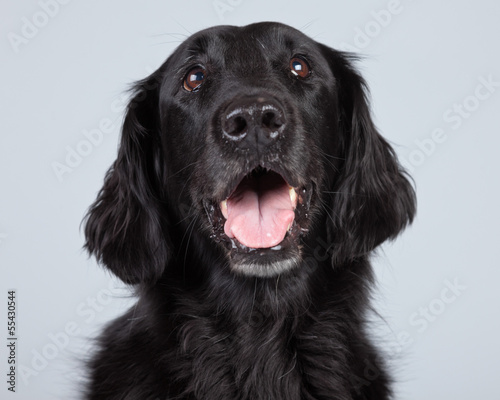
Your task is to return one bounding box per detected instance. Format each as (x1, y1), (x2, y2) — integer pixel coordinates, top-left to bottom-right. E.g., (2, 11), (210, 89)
(84, 74), (171, 284)
(320, 47), (416, 263)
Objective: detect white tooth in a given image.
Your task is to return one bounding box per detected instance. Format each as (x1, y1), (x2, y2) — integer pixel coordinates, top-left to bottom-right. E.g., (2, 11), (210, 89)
(220, 200), (228, 219)
(289, 186), (297, 206)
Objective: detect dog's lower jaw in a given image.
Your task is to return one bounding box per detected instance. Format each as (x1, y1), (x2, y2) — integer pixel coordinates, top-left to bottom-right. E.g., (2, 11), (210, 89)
(229, 255), (301, 277)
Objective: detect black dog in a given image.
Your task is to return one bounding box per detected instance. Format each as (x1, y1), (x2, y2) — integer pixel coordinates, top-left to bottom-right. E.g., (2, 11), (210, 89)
(84, 22), (416, 399)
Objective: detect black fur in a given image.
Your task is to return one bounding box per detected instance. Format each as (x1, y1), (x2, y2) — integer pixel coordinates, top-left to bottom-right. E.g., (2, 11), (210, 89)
(83, 22), (416, 399)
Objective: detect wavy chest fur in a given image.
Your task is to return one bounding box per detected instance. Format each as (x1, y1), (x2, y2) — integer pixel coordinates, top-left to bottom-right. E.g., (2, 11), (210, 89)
(172, 308), (353, 400)
(87, 259), (390, 400)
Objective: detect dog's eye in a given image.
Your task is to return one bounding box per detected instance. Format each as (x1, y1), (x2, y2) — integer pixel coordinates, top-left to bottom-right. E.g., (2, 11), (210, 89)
(183, 66), (206, 92)
(290, 56), (311, 78)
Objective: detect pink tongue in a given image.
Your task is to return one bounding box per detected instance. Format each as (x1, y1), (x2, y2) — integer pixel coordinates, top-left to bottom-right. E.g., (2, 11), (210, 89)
(223, 172), (295, 249)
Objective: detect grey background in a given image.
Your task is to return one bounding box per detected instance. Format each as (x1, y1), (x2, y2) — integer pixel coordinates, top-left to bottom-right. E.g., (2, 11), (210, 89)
(1, 0), (499, 398)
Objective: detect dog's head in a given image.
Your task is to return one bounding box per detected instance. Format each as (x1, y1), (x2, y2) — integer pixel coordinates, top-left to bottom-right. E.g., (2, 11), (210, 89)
(84, 22), (416, 283)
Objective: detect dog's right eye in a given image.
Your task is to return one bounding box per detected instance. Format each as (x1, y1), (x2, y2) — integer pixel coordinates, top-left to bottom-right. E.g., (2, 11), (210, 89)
(183, 66), (206, 92)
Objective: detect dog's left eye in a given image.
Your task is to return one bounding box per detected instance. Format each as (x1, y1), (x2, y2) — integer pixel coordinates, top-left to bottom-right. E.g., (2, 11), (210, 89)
(290, 56), (311, 78)
(183, 66), (206, 92)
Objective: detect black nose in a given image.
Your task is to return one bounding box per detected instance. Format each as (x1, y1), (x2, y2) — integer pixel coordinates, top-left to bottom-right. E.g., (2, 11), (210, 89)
(222, 97), (286, 148)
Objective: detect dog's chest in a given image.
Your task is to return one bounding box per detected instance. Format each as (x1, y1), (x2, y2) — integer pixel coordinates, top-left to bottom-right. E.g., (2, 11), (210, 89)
(174, 314), (352, 400)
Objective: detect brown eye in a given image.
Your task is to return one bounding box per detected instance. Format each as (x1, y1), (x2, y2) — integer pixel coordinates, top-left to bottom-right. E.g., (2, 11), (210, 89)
(290, 56), (311, 78)
(183, 66), (206, 92)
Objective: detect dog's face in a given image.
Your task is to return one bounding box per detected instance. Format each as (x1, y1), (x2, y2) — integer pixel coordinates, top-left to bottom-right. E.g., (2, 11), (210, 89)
(161, 23), (339, 276)
(85, 22), (416, 283)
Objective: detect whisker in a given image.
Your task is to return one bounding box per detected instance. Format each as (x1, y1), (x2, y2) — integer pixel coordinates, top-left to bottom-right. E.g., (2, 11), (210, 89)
(321, 191), (367, 196)
(171, 19), (193, 36)
(168, 160), (202, 180)
(318, 149), (343, 173)
(149, 32), (189, 38)
(321, 153), (345, 161)
(150, 41), (184, 46)
(300, 19), (318, 33)
(181, 214), (200, 276)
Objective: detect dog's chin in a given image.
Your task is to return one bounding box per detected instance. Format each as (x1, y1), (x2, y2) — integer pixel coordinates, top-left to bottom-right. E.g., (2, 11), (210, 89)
(203, 166), (313, 278)
(230, 255), (301, 278)
(226, 234), (302, 277)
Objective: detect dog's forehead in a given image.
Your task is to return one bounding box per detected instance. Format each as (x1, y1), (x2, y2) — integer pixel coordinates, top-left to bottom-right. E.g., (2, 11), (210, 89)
(179, 22), (314, 63)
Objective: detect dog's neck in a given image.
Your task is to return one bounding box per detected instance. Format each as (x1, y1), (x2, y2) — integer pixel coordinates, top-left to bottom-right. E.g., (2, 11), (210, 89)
(142, 256), (373, 399)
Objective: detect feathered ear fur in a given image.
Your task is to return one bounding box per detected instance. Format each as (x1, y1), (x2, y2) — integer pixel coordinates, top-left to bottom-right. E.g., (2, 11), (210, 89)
(320, 46), (417, 263)
(84, 74), (170, 284)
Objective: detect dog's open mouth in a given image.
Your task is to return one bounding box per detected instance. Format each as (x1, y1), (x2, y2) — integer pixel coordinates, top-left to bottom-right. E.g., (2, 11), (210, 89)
(221, 169), (297, 249)
(204, 166), (312, 265)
